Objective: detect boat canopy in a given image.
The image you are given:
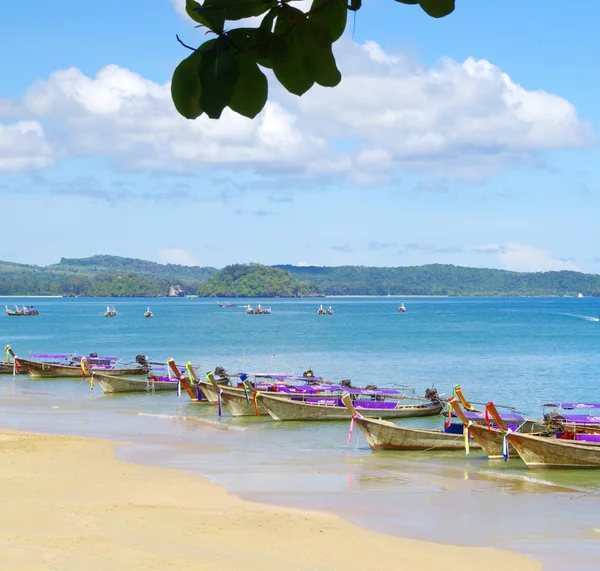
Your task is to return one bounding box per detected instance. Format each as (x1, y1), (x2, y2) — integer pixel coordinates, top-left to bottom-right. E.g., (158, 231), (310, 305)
(543, 402), (600, 409)
(233, 372), (325, 382)
(551, 414), (600, 425)
(73, 355), (120, 362)
(463, 410), (525, 422)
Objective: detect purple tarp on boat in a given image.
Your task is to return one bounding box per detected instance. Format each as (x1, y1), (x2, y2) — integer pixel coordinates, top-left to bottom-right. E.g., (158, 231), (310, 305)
(553, 414), (600, 425)
(463, 411), (525, 422)
(30, 354), (71, 360)
(544, 403), (600, 409)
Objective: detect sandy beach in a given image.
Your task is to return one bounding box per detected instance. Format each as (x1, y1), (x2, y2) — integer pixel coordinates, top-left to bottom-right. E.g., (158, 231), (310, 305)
(0, 429), (541, 571)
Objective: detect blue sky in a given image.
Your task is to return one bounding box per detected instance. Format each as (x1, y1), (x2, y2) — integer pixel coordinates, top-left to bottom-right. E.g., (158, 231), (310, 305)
(1, 0), (598, 272)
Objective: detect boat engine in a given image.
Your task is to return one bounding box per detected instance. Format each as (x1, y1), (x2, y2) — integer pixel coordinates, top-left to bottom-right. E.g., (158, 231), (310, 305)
(424, 387), (441, 403)
(214, 366), (229, 381)
(135, 354), (149, 367)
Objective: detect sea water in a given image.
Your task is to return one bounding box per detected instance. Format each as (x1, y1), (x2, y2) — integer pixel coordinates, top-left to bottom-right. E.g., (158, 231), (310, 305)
(1, 296), (599, 569)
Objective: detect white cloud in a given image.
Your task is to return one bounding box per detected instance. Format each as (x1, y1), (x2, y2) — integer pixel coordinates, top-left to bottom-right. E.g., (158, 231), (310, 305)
(0, 121), (53, 171)
(1, 39), (593, 181)
(157, 248), (200, 266)
(490, 243), (580, 272)
(170, 0), (187, 18)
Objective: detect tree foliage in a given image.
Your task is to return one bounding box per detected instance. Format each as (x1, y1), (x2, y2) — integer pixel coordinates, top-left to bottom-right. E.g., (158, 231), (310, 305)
(196, 263), (323, 297)
(171, 0), (455, 119)
(275, 264), (600, 297)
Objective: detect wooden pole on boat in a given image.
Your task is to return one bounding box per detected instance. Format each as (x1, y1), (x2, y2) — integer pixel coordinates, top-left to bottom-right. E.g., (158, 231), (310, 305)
(167, 358), (197, 400)
(206, 371), (223, 416)
(448, 397), (473, 455)
(486, 402), (508, 432)
(453, 385), (475, 411)
(341, 393), (361, 445)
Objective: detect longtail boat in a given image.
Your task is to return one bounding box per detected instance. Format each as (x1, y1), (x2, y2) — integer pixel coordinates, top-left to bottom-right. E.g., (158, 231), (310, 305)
(206, 371), (339, 417)
(188, 368), (329, 407)
(257, 387), (443, 421)
(447, 397), (540, 459)
(452, 397), (600, 463)
(91, 371), (179, 393)
(15, 353), (150, 378)
(507, 432), (600, 469)
(341, 393), (479, 451)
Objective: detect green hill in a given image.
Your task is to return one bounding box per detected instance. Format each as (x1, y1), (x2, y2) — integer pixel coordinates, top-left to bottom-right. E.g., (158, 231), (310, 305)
(49, 255), (218, 282)
(2, 256), (600, 297)
(274, 264), (600, 297)
(0, 255), (217, 297)
(197, 264), (323, 297)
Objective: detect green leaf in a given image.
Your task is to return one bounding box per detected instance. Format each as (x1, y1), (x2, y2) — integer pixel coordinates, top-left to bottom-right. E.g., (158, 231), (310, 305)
(199, 37), (240, 119)
(272, 7), (315, 95)
(171, 48), (205, 120)
(418, 0), (454, 17)
(227, 28), (273, 69)
(296, 20), (341, 88)
(308, 0), (347, 42)
(203, 0), (277, 21)
(185, 0), (226, 32)
(229, 54), (268, 118)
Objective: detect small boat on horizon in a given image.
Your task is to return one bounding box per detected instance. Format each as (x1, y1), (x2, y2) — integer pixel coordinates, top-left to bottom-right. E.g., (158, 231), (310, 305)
(144, 307), (154, 318)
(5, 305), (39, 316)
(105, 306), (117, 317)
(246, 304), (271, 314)
(217, 301), (237, 308)
(398, 303), (406, 313)
(317, 305), (334, 315)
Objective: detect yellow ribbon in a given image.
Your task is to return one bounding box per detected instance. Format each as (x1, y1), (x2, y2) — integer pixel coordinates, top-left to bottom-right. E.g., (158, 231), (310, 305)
(5, 345), (11, 363)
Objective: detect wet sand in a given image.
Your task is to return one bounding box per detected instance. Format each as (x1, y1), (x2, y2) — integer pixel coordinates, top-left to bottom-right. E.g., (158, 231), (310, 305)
(0, 429), (541, 570)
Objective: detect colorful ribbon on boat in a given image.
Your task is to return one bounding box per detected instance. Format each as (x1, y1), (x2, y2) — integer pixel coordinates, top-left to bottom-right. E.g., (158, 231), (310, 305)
(196, 382), (202, 402)
(80, 357), (88, 379)
(485, 405), (491, 430)
(502, 428), (512, 462)
(348, 413), (361, 445)
(445, 400), (453, 429)
(464, 421), (472, 455)
(89, 374), (94, 390)
(5, 345), (11, 363)
(252, 391), (259, 416)
(241, 373), (250, 404)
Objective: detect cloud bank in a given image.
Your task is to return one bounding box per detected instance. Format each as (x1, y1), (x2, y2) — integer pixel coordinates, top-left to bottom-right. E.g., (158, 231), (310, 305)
(0, 39), (593, 181)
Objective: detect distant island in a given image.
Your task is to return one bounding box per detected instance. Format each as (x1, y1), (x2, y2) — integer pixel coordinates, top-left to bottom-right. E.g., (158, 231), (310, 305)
(1, 255), (600, 298)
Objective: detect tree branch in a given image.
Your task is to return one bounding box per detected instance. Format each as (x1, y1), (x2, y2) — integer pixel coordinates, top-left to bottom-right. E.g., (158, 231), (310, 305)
(176, 34), (197, 51)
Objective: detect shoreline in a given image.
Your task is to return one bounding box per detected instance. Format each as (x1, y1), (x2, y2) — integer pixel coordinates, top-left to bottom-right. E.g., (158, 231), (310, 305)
(0, 428), (542, 570)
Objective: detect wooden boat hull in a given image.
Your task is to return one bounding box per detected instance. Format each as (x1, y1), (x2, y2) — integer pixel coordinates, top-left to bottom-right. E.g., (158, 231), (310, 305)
(355, 416), (481, 451)
(16, 358), (149, 378)
(507, 432), (600, 469)
(467, 425), (515, 459)
(219, 386), (268, 416)
(92, 372), (178, 394)
(196, 379), (230, 404)
(0, 361), (19, 374)
(257, 393), (443, 421)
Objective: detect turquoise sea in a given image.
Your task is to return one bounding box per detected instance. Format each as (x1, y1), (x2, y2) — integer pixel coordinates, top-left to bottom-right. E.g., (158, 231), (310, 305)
(1, 296), (600, 569)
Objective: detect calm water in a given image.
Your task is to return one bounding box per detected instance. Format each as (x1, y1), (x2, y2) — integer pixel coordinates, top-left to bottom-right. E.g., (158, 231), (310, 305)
(1, 296), (600, 569)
